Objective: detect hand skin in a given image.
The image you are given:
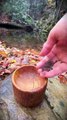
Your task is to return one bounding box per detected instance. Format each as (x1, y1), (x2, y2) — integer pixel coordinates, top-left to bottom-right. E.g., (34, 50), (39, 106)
(36, 14), (67, 78)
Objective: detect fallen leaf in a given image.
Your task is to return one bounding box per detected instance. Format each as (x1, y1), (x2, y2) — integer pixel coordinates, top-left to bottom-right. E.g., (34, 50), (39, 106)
(0, 49), (8, 57)
(58, 75), (67, 84)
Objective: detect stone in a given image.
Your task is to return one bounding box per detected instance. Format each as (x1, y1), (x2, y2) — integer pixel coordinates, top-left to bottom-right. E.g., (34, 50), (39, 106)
(0, 75), (58, 120)
(45, 77), (67, 120)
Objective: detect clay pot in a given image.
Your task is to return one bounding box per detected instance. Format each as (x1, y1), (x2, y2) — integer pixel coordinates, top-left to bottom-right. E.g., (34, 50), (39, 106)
(12, 65), (48, 107)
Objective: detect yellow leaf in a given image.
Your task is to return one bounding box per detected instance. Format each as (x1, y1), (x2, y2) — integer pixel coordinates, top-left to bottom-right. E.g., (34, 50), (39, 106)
(30, 60), (37, 64)
(10, 59), (16, 63)
(0, 50), (8, 57)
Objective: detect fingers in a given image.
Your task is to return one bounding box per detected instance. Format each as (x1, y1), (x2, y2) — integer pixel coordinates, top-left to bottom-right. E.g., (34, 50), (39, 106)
(40, 32), (57, 56)
(38, 62), (67, 78)
(36, 56), (49, 69)
(37, 51), (58, 69)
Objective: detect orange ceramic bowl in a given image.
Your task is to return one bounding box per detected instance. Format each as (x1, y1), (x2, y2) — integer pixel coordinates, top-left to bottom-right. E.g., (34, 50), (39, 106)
(12, 65), (48, 107)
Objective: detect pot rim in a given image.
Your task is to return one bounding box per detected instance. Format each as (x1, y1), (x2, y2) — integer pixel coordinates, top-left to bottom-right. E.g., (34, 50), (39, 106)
(12, 65), (48, 93)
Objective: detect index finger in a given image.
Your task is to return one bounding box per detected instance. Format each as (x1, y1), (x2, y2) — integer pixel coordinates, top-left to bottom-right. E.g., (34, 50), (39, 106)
(40, 32), (57, 56)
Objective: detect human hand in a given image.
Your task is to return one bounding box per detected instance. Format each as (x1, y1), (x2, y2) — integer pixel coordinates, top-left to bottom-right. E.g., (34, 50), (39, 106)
(36, 14), (67, 78)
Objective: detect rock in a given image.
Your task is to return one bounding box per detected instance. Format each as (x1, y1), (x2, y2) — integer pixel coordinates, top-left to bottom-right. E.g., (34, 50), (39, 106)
(0, 99), (10, 120)
(45, 77), (67, 120)
(0, 75), (58, 120)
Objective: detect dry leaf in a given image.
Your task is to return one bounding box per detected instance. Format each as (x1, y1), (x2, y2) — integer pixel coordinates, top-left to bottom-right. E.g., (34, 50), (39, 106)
(58, 75), (67, 84)
(0, 48), (8, 57)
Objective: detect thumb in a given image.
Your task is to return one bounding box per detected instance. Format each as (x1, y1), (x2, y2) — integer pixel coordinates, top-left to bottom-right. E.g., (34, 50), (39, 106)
(40, 31), (57, 56)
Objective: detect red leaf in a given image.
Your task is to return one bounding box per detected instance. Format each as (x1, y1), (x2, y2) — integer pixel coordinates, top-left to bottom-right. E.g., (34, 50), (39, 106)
(58, 75), (67, 84)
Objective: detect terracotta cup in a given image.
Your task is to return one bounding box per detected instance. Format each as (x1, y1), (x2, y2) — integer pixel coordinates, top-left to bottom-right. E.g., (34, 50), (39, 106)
(12, 65), (48, 107)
